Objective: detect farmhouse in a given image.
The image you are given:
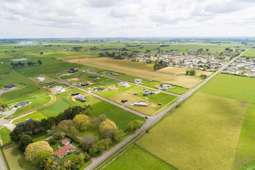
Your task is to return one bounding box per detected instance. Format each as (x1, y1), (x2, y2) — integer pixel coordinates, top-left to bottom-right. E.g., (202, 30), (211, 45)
(68, 67), (78, 73)
(134, 79), (142, 84)
(93, 87), (104, 92)
(11, 58), (28, 63)
(36, 76), (45, 82)
(14, 101), (30, 108)
(133, 101), (149, 107)
(51, 86), (66, 94)
(73, 94), (86, 102)
(55, 138), (76, 158)
(4, 84), (16, 89)
(119, 81), (130, 87)
(143, 90), (154, 96)
(159, 84), (172, 91)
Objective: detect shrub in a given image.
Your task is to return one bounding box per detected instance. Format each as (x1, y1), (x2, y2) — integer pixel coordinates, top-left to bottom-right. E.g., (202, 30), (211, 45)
(200, 74), (207, 79)
(97, 138), (112, 151)
(127, 120), (143, 132)
(186, 69), (196, 76)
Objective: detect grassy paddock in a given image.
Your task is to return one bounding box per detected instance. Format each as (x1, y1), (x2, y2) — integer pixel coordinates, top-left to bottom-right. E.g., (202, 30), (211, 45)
(201, 74), (255, 103)
(137, 92), (246, 170)
(101, 144), (176, 170)
(233, 103), (255, 170)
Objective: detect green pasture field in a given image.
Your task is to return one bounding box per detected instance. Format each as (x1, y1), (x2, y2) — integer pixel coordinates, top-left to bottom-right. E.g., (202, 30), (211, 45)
(242, 48), (255, 58)
(101, 144), (176, 170)
(83, 92), (144, 130)
(13, 112), (47, 124)
(15, 57), (77, 78)
(137, 92), (246, 170)
(0, 127), (11, 145)
(130, 74), (255, 170)
(201, 74), (255, 103)
(233, 104), (255, 170)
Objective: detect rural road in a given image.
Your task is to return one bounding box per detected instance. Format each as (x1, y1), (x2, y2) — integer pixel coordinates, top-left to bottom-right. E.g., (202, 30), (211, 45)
(85, 51), (246, 170)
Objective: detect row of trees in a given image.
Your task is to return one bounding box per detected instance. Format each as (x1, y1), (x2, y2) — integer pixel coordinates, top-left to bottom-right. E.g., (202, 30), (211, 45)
(153, 60), (168, 71)
(10, 60), (42, 69)
(98, 51), (135, 59)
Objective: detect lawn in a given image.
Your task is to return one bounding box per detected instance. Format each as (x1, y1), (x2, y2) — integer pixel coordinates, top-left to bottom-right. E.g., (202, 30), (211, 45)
(137, 92), (246, 170)
(40, 90), (78, 117)
(101, 144), (176, 170)
(13, 112), (47, 124)
(0, 127), (11, 145)
(167, 86), (188, 95)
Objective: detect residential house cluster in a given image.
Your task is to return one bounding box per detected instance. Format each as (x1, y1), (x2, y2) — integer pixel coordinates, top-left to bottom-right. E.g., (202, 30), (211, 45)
(223, 57), (255, 77)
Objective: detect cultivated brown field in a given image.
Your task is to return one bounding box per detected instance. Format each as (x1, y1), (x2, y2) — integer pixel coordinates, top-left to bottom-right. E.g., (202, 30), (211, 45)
(66, 57), (203, 88)
(159, 67), (212, 76)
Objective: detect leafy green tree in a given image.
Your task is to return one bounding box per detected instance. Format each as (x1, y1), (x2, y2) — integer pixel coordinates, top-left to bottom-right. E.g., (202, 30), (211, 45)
(99, 119), (117, 135)
(25, 141), (53, 165)
(80, 135), (96, 152)
(97, 138), (112, 151)
(73, 114), (91, 131)
(18, 134), (33, 151)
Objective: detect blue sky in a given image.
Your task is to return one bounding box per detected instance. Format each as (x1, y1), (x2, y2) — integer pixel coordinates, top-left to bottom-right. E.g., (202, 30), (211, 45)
(0, 0), (255, 38)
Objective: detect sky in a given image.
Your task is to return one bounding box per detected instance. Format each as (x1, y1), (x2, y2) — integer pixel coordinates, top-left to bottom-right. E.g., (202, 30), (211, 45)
(0, 0), (255, 38)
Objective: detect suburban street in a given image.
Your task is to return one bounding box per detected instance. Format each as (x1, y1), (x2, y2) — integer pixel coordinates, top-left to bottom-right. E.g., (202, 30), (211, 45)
(85, 51), (245, 170)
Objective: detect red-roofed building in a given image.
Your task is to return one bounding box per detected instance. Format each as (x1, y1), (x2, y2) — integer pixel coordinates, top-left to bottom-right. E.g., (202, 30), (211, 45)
(55, 144), (75, 158)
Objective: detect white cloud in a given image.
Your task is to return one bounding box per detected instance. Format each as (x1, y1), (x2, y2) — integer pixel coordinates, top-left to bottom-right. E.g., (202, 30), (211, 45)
(0, 0), (255, 38)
